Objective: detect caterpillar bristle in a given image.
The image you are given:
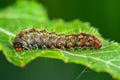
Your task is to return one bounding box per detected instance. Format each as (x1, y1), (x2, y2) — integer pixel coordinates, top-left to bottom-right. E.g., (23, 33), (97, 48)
(13, 28), (102, 52)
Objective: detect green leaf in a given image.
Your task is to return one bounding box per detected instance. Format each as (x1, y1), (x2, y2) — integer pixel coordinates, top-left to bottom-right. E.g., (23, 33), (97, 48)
(0, 1), (120, 80)
(0, 0), (49, 22)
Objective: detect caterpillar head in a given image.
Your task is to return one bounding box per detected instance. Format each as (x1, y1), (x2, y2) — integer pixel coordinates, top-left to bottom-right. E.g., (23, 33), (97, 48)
(13, 40), (23, 51)
(13, 28), (36, 51)
(13, 38), (27, 51)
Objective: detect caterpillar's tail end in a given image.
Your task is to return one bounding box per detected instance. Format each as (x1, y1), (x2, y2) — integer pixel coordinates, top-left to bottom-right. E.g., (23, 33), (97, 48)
(94, 39), (102, 50)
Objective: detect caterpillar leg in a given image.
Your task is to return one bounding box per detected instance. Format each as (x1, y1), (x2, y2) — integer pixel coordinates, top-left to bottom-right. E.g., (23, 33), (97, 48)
(70, 47), (74, 52)
(57, 43), (65, 51)
(86, 47), (91, 50)
(78, 47), (82, 50)
(48, 43), (56, 50)
(42, 45), (47, 50)
(33, 44), (38, 49)
(60, 46), (65, 51)
(28, 44), (33, 50)
(23, 46), (31, 51)
(50, 46), (55, 49)
(66, 42), (75, 52)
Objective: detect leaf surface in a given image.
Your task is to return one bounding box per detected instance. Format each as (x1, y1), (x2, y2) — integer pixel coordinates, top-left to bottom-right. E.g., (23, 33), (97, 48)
(0, 1), (120, 80)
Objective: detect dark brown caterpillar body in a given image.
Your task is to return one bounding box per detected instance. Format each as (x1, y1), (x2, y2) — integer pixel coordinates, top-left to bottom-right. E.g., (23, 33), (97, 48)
(13, 28), (102, 51)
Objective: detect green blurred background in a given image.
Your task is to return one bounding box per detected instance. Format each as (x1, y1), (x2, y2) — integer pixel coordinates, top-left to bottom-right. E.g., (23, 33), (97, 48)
(0, 0), (120, 80)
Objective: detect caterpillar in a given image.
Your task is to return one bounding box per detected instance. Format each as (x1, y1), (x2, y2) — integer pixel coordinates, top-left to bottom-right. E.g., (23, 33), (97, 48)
(13, 28), (102, 52)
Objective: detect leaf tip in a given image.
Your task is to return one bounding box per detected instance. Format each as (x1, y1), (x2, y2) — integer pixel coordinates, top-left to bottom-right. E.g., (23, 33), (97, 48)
(20, 64), (26, 68)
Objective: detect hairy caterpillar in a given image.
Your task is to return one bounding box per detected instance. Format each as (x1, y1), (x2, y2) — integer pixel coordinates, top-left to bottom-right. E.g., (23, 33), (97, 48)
(13, 28), (102, 51)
